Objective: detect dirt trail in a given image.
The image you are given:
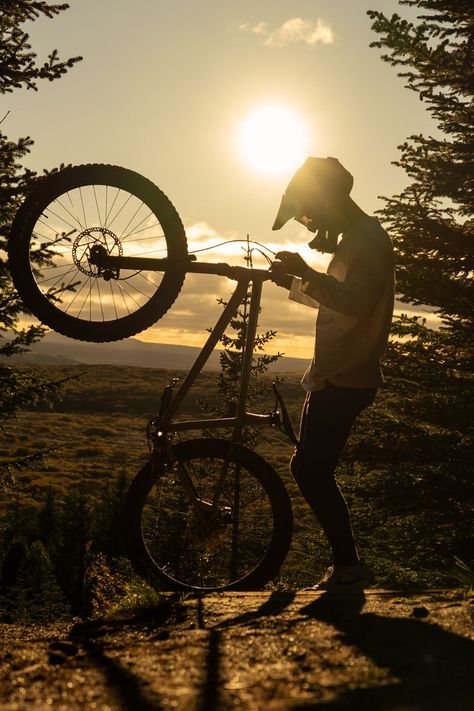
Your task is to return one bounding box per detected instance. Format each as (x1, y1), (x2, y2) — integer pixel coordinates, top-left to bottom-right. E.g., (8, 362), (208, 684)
(1, 590), (473, 710)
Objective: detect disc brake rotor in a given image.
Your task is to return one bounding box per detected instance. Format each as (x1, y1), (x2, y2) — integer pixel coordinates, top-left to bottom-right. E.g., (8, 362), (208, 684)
(72, 227), (123, 278)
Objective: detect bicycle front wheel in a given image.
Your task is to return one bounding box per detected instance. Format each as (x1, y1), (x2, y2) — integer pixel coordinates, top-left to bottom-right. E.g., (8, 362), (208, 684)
(9, 164), (188, 342)
(124, 438), (293, 592)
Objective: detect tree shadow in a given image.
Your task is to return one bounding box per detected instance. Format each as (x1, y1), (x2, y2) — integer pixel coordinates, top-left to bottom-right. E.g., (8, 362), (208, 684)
(194, 590), (297, 710)
(68, 596), (183, 711)
(291, 592), (474, 710)
(197, 627), (221, 711)
(67, 591), (297, 711)
(71, 634), (165, 711)
(65, 591), (297, 711)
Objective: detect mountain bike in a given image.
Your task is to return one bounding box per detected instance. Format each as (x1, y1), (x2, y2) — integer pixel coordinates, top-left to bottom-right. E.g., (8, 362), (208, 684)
(8, 164), (298, 592)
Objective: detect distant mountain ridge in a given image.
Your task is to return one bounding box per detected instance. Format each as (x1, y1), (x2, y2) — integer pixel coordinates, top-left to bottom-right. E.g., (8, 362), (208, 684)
(2, 331), (309, 373)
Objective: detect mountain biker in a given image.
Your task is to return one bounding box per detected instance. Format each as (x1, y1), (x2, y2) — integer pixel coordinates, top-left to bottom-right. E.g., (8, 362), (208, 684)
(270, 156), (395, 591)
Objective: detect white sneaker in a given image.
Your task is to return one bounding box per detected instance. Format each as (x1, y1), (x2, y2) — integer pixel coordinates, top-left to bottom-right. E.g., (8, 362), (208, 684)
(307, 563), (375, 592)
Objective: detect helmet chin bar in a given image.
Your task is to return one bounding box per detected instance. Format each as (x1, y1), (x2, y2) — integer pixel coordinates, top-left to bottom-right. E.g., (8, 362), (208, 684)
(308, 229), (339, 253)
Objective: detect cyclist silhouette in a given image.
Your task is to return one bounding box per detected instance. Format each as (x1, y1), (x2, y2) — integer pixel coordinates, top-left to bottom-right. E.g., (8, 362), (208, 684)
(270, 157), (395, 591)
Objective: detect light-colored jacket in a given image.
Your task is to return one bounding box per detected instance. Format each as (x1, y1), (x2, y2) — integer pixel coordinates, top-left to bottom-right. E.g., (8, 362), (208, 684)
(289, 215), (395, 391)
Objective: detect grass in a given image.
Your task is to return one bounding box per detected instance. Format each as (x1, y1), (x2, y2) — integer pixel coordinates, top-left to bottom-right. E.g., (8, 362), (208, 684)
(1, 363), (472, 592)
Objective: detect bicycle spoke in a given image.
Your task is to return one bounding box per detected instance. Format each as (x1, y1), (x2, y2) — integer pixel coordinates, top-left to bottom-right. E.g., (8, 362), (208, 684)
(65, 275), (90, 315)
(110, 279), (118, 320)
(18, 165), (187, 337)
(120, 276), (154, 301)
(123, 230), (165, 244)
(37, 263), (78, 289)
(134, 271), (162, 288)
(116, 279), (132, 315)
(106, 192), (133, 230)
(104, 187), (121, 227)
(58, 194), (86, 232)
(42, 206), (80, 235)
(39, 261), (75, 271)
(104, 186), (108, 229)
(141, 452), (274, 588)
(93, 185), (102, 227)
(37, 217), (71, 238)
(119, 201), (146, 240)
(116, 278), (145, 309)
(79, 187), (87, 227)
(97, 278), (105, 321)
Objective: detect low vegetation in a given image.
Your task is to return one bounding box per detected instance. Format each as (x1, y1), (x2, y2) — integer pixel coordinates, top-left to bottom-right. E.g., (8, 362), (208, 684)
(0, 358), (471, 620)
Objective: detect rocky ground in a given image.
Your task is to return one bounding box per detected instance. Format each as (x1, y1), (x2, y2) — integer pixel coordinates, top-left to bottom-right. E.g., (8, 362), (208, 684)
(1, 590), (473, 710)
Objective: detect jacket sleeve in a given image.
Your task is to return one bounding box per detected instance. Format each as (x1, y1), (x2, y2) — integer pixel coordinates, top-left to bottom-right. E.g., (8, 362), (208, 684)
(299, 248), (389, 318)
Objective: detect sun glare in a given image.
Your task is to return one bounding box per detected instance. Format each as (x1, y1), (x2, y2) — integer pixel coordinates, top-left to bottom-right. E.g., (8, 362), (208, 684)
(238, 105), (309, 176)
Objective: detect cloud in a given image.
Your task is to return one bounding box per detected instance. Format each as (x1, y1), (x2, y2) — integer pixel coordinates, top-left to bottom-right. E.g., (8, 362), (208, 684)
(185, 222), (219, 244)
(149, 222), (321, 357)
(239, 18), (335, 47)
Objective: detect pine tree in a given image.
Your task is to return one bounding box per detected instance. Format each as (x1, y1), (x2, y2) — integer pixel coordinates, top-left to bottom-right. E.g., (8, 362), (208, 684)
(55, 481), (92, 615)
(36, 484), (61, 553)
(0, 537), (28, 595)
(12, 540), (69, 622)
(367, 2), (473, 361)
(92, 468), (129, 559)
(0, 2), (82, 480)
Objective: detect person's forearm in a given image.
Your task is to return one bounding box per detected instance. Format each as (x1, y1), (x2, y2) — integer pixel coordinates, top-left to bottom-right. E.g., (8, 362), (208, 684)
(279, 273), (293, 290)
(300, 267), (379, 317)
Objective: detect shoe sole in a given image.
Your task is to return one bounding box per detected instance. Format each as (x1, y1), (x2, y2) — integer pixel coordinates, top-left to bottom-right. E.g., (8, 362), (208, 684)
(305, 578), (375, 593)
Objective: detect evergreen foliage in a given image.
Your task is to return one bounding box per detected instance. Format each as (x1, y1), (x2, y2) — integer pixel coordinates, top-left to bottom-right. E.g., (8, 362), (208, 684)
(367, 2), (473, 342)
(0, 1), (82, 475)
(13, 540), (69, 622)
(364, 1), (473, 589)
(0, 468), (133, 621)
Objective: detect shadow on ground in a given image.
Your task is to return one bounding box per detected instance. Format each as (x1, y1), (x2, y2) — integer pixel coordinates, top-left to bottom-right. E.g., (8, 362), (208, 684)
(69, 596), (184, 711)
(290, 592), (474, 710)
(68, 592), (473, 710)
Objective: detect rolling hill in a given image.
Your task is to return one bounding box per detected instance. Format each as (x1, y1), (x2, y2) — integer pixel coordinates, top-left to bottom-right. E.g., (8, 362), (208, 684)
(2, 331), (310, 373)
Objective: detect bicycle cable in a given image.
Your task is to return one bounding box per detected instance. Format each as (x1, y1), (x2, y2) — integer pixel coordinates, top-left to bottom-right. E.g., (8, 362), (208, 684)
(188, 238), (277, 258)
(119, 238), (277, 280)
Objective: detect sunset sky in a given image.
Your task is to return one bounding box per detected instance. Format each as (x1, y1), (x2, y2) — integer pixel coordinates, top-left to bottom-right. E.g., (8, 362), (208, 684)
(7, 0), (437, 359)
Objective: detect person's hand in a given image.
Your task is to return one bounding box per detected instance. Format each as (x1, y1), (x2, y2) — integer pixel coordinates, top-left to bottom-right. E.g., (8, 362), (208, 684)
(268, 261), (293, 290)
(273, 251), (308, 278)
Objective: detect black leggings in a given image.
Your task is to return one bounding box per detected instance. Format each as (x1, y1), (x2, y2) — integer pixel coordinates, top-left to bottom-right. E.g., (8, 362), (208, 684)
(291, 383), (376, 567)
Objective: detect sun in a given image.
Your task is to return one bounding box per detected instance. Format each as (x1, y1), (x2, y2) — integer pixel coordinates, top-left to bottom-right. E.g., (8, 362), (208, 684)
(238, 105), (309, 176)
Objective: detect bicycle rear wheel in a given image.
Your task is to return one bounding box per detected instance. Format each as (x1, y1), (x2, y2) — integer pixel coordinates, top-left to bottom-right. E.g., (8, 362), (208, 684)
(124, 438), (293, 592)
(9, 164), (188, 342)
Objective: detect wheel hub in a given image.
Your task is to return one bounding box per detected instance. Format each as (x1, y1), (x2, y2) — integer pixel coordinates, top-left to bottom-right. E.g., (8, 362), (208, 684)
(190, 501), (233, 541)
(72, 227), (122, 279)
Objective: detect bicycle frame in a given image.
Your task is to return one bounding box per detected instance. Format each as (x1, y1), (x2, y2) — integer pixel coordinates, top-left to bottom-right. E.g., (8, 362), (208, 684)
(90, 249), (279, 443)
